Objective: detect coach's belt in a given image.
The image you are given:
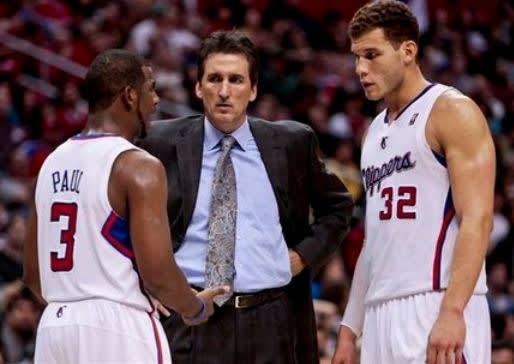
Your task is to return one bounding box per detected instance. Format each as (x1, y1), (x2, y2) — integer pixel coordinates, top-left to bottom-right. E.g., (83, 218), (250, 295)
(226, 287), (285, 309)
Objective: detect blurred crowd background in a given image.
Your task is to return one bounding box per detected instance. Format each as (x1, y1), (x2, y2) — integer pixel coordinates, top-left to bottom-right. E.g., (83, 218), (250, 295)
(0, 0), (513, 363)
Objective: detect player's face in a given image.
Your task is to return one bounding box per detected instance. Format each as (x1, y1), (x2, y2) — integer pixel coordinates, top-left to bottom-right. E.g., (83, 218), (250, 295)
(138, 66), (159, 128)
(351, 28), (406, 101)
(195, 53), (257, 133)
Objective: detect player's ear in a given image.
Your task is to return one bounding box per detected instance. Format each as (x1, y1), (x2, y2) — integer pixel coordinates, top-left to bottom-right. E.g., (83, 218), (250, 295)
(402, 40), (417, 65)
(121, 86), (137, 110)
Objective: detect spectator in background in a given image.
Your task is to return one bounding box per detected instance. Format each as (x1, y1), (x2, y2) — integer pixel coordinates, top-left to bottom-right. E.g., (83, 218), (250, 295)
(0, 212), (25, 311)
(492, 339), (514, 364)
(0, 146), (32, 206)
(0, 287), (42, 364)
(324, 139), (363, 203)
(488, 262), (514, 316)
(0, 81), (25, 168)
(54, 80), (87, 139)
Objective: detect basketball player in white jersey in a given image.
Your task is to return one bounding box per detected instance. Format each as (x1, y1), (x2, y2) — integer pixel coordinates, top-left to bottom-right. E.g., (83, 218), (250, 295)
(23, 49), (227, 363)
(332, 1), (495, 364)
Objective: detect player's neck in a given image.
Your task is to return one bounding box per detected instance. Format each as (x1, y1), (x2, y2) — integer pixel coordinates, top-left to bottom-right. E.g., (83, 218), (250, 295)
(385, 71), (429, 121)
(84, 112), (135, 141)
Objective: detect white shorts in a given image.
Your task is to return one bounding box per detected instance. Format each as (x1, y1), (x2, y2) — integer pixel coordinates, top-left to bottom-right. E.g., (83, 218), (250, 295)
(362, 292), (490, 364)
(34, 299), (171, 364)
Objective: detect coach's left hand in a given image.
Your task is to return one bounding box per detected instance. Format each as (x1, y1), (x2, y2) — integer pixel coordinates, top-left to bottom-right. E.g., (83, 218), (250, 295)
(288, 249), (306, 276)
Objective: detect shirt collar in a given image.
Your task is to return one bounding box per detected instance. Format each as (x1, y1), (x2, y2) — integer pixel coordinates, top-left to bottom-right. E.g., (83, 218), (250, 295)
(203, 116), (252, 151)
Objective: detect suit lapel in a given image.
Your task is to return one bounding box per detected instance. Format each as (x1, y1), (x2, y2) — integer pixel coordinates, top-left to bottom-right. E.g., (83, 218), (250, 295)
(176, 118), (204, 227)
(249, 118), (289, 218)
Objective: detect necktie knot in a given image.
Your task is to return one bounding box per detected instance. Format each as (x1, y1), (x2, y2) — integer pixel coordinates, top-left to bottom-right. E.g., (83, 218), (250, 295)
(221, 135), (236, 152)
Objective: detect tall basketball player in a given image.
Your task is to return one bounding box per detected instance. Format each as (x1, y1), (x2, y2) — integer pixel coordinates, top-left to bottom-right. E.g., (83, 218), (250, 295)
(24, 49), (226, 364)
(332, 1), (495, 364)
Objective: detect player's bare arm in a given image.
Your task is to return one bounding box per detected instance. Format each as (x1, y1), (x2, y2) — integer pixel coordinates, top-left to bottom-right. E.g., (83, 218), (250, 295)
(111, 150), (226, 322)
(426, 90), (495, 364)
(24, 191), (44, 301)
(332, 255), (367, 364)
(332, 125), (371, 364)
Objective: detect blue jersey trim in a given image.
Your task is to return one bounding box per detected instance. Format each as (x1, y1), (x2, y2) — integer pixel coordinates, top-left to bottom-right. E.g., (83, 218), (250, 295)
(71, 133), (119, 140)
(384, 83), (436, 124)
(432, 150), (447, 167)
(101, 211), (133, 258)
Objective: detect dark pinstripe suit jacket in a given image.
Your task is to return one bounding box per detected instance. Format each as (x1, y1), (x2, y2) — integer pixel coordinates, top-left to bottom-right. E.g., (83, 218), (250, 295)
(139, 114), (353, 364)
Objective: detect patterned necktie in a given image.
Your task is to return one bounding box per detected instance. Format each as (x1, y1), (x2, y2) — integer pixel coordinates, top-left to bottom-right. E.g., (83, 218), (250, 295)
(205, 135), (237, 305)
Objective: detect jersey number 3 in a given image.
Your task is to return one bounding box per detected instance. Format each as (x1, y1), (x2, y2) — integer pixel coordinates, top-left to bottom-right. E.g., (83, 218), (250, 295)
(50, 202), (78, 271)
(379, 186), (417, 220)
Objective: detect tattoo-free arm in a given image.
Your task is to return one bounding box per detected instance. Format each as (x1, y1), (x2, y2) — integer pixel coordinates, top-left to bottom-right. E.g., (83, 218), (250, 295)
(426, 92), (495, 363)
(122, 151), (203, 318)
(23, 186), (43, 301)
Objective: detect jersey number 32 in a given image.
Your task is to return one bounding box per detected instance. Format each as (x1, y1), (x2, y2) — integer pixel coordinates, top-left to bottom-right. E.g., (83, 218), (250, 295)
(379, 186), (417, 220)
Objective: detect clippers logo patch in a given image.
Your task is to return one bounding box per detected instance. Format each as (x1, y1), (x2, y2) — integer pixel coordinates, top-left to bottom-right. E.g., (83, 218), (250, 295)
(381, 136), (388, 149)
(409, 113), (419, 125)
(56, 305), (67, 318)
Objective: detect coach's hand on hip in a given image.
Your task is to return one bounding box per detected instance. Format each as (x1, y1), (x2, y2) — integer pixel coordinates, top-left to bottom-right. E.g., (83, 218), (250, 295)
(289, 249), (307, 276)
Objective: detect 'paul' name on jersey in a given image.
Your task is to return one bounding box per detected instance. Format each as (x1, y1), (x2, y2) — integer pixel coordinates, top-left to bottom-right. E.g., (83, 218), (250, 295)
(51, 169), (84, 194)
(362, 152), (416, 196)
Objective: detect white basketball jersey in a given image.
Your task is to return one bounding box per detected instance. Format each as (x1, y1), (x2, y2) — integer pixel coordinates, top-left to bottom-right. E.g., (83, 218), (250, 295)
(35, 134), (153, 311)
(361, 83), (487, 304)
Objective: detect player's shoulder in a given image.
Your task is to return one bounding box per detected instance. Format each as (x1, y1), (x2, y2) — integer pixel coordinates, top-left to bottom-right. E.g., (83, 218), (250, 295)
(429, 86), (489, 144)
(432, 87), (481, 118)
(115, 148), (163, 173)
(109, 150), (164, 205)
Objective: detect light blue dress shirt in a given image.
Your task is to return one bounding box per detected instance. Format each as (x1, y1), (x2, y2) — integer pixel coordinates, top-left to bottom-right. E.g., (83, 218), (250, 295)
(174, 118), (292, 292)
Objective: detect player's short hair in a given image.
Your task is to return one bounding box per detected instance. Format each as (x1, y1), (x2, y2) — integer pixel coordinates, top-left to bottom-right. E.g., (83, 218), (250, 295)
(349, 0), (419, 47)
(197, 30), (259, 86)
(83, 49), (145, 112)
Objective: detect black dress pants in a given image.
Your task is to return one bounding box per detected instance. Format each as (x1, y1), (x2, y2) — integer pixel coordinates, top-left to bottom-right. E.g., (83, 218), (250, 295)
(162, 293), (297, 364)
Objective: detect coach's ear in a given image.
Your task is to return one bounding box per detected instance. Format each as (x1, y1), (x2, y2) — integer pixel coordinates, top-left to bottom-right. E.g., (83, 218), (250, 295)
(195, 81), (203, 100)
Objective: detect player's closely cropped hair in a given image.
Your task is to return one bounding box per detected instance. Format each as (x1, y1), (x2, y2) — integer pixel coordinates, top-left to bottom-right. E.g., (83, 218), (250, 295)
(348, 0), (419, 46)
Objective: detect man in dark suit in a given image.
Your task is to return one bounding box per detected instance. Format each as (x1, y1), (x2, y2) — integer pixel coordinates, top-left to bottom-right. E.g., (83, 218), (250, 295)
(139, 30), (353, 364)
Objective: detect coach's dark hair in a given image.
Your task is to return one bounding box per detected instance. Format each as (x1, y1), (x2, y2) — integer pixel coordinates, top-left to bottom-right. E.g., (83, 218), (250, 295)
(197, 30), (259, 86)
(83, 49), (145, 112)
(349, 0), (419, 47)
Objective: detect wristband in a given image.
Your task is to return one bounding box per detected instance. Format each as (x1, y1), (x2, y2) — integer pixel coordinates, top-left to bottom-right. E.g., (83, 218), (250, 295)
(184, 298), (207, 324)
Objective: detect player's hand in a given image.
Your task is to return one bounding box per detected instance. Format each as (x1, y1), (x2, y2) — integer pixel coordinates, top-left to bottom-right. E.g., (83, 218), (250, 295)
(147, 293), (171, 318)
(331, 325), (358, 364)
(426, 306), (466, 364)
(182, 286), (229, 326)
